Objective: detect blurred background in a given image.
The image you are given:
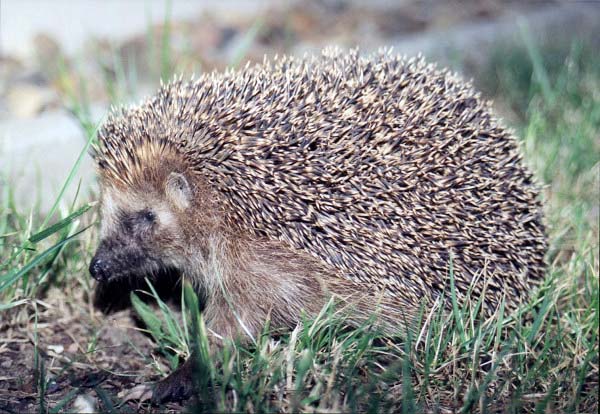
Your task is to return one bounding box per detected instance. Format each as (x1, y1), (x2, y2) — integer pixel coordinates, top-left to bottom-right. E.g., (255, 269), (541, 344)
(0, 0), (598, 210)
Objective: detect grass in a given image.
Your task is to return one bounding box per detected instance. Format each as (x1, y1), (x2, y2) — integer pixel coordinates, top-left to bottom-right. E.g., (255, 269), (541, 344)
(0, 28), (598, 413)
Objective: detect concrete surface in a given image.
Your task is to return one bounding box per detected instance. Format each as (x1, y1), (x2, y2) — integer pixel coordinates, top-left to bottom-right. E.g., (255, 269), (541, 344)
(0, 107), (103, 210)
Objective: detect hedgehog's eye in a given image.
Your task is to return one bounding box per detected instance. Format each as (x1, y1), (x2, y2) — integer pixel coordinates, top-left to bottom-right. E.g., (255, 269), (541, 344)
(141, 210), (156, 224)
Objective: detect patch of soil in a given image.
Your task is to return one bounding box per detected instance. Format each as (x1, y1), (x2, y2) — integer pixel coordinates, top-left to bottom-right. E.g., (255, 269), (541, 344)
(0, 287), (182, 412)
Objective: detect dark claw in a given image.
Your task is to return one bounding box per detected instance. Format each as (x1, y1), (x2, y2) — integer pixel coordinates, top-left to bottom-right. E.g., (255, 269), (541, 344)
(151, 358), (195, 404)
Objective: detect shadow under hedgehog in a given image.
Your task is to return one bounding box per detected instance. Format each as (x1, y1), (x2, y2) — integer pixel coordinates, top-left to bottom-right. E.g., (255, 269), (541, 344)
(89, 48), (547, 404)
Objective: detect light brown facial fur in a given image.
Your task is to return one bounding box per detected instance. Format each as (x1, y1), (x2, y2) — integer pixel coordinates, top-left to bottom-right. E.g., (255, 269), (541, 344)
(91, 188), (181, 279)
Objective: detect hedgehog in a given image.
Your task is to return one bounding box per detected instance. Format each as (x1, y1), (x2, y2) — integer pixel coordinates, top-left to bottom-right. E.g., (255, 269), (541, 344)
(89, 48), (547, 402)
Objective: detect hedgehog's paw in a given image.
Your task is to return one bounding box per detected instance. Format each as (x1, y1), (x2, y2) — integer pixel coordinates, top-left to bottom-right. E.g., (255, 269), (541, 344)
(151, 359), (195, 404)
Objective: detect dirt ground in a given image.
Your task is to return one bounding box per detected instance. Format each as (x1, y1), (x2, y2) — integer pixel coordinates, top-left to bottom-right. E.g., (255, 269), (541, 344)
(0, 287), (184, 412)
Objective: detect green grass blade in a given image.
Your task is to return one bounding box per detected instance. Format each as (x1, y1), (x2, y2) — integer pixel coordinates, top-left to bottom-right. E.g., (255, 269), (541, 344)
(49, 388), (79, 414)
(29, 203), (93, 243)
(39, 121), (99, 231)
(0, 225), (91, 294)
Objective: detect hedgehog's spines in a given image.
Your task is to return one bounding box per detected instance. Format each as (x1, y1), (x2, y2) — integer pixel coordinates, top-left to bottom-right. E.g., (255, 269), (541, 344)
(93, 50), (546, 313)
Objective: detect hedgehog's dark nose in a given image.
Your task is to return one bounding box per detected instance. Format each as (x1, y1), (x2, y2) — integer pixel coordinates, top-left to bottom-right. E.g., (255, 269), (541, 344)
(89, 256), (110, 282)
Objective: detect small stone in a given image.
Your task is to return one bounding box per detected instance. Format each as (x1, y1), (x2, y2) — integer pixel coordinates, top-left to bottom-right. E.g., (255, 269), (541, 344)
(72, 394), (97, 414)
(47, 344), (64, 354)
(6, 84), (56, 118)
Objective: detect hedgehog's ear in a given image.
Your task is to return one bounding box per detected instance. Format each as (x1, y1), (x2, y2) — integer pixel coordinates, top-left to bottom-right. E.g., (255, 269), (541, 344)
(165, 172), (192, 210)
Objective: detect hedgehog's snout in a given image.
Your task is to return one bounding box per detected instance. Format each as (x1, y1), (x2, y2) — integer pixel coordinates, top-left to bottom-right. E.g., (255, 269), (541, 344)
(89, 255), (111, 282)
(89, 233), (164, 282)
(89, 238), (129, 282)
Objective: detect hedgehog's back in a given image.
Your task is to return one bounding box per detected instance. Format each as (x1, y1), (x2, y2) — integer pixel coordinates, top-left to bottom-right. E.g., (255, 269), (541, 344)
(118, 50), (548, 312)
